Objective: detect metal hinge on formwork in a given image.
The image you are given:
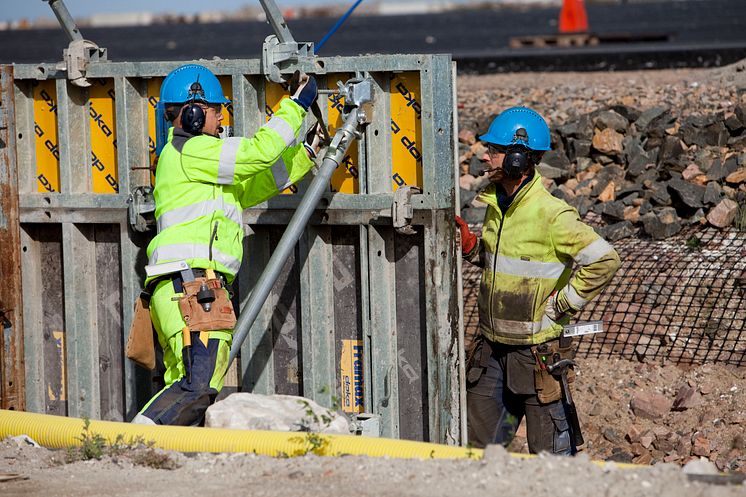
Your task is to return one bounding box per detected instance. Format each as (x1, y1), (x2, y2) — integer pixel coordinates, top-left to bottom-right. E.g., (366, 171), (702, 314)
(127, 186), (156, 233)
(393, 186), (422, 235)
(258, 0), (318, 83)
(46, 0), (107, 88)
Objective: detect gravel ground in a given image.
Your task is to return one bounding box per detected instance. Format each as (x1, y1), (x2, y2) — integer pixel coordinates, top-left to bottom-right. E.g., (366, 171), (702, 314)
(2, 64), (745, 496)
(1, 436), (744, 497)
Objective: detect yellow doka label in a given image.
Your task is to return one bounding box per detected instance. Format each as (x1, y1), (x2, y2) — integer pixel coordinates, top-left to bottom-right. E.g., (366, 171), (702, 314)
(339, 339), (364, 414)
(33, 80), (60, 193)
(390, 72), (423, 190)
(89, 79), (118, 193)
(328, 73), (359, 194)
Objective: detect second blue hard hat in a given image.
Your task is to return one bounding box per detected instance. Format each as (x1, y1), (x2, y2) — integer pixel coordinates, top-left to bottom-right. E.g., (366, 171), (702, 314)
(480, 106), (551, 151)
(159, 63), (230, 105)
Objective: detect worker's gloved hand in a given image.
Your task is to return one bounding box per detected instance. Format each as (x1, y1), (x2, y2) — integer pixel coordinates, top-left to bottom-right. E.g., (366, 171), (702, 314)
(290, 71), (318, 111)
(544, 291), (563, 322)
(303, 122), (325, 159)
(544, 289), (578, 322)
(455, 215), (477, 255)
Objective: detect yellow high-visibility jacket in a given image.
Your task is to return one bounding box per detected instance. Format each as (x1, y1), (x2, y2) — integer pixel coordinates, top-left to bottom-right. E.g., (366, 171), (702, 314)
(466, 173), (621, 345)
(146, 99), (313, 286)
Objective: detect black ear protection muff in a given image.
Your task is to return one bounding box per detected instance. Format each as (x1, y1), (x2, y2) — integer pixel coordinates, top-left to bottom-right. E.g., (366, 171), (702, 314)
(501, 128), (533, 179)
(180, 81), (206, 135)
(502, 145), (530, 179)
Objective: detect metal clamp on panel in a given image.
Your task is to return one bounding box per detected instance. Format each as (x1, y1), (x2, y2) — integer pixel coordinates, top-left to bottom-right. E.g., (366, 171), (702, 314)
(46, 0), (107, 88)
(258, 0), (320, 83)
(393, 186), (422, 235)
(127, 186), (156, 232)
(337, 78), (374, 127)
(261, 35), (315, 84)
(63, 39), (107, 88)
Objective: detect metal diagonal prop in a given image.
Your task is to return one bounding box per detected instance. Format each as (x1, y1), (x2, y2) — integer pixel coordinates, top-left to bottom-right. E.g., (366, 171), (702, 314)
(226, 102), (370, 371)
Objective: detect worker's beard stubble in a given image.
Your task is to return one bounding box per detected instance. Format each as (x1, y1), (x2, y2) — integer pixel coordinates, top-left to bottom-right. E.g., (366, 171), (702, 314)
(482, 166), (506, 183)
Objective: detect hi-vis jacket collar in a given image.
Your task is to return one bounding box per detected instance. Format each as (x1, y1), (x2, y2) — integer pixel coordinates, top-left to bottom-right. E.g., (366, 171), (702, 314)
(478, 172), (543, 215)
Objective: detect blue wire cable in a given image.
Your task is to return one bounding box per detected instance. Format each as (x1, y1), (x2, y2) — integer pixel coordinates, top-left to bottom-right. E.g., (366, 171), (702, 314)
(316, 0), (365, 53)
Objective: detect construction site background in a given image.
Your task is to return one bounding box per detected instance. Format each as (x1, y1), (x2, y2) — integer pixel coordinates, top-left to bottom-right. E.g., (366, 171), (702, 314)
(0, 0), (711, 31)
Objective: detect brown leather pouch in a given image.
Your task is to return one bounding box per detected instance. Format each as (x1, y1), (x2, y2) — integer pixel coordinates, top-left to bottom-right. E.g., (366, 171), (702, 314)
(178, 278), (237, 331)
(533, 338), (576, 404)
(125, 295), (156, 370)
(534, 366), (562, 404)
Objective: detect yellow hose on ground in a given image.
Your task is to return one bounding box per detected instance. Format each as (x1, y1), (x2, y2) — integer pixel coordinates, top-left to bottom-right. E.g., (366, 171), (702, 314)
(0, 409), (649, 470)
(0, 409), (482, 460)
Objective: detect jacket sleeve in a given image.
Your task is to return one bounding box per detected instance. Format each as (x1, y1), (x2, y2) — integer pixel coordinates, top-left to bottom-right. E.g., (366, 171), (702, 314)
(549, 208), (621, 314)
(236, 143), (315, 209)
(179, 98), (308, 186)
(464, 237), (484, 267)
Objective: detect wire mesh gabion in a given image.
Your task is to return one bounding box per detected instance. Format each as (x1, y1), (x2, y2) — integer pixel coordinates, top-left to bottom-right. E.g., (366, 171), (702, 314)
(462, 226), (746, 366)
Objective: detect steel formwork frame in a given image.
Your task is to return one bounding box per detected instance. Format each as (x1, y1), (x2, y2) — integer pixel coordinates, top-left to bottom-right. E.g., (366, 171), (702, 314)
(0, 54), (463, 444)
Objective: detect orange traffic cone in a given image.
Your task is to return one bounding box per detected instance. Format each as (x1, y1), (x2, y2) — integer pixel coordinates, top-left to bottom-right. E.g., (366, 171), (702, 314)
(559, 0), (589, 33)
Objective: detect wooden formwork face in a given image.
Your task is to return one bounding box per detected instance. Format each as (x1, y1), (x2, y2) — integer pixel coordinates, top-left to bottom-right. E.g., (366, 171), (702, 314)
(1, 55), (462, 444)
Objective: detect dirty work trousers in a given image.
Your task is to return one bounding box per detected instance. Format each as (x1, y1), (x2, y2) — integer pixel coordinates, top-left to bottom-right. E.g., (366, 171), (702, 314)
(138, 279), (232, 426)
(466, 339), (575, 455)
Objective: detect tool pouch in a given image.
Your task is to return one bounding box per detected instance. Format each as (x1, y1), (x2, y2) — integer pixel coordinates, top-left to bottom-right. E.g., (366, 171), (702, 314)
(178, 277), (237, 332)
(533, 338), (575, 404)
(506, 348), (538, 395)
(125, 294), (156, 370)
(465, 333), (491, 386)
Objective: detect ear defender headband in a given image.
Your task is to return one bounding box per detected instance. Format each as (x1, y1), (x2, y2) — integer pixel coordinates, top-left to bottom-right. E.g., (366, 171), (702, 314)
(181, 80), (206, 135)
(501, 128), (534, 179)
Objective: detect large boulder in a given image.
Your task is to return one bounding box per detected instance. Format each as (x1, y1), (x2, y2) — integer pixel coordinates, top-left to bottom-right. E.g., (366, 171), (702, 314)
(641, 207), (682, 239)
(205, 393), (351, 434)
(593, 109), (629, 133)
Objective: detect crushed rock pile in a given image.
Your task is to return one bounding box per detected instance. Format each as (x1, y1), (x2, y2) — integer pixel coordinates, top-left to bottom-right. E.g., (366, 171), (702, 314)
(456, 64), (746, 239)
(507, 358), (746, 475)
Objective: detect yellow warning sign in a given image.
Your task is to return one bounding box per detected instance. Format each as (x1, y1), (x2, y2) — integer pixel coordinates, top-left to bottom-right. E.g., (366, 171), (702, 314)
(328, 73), (359, 194)
(89, 79), (118, 193)
(339, 339), (364, 414)
(33, 80), (60, 193)
(390, 72), (423, 191)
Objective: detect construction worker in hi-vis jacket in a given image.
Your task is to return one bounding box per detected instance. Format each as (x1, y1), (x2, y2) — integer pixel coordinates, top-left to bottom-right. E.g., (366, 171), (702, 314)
(132, 64), (323, 426)
(455, 107), (621, 454)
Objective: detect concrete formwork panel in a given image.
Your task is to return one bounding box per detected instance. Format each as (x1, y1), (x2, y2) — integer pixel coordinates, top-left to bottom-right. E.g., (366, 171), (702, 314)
(1, 54), (462, 444)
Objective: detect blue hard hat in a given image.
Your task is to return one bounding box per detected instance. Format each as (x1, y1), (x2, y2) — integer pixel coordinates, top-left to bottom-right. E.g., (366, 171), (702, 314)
(480, 106), (551, 151)
(159, 63), (230, 105)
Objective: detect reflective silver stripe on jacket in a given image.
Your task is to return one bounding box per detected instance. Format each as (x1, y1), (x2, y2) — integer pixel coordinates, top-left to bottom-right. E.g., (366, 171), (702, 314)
(562, 283), (589, 310)
(265, 116), (295, 147)
(149, 243), (242, 274)
(484, 252), (568, 279)
(217, 137), (242, 184)
(575, 238), (614, 266)
(485, 317), (541, 336)
(485, 315), (567, 337)
(272, 157), (292, 191)
(156, 199), (242, 233)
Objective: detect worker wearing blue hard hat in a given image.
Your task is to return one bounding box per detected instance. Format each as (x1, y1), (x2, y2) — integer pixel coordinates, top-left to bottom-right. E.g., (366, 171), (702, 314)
(456, 106), (621, 453)
(130, 63), (324, 426)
